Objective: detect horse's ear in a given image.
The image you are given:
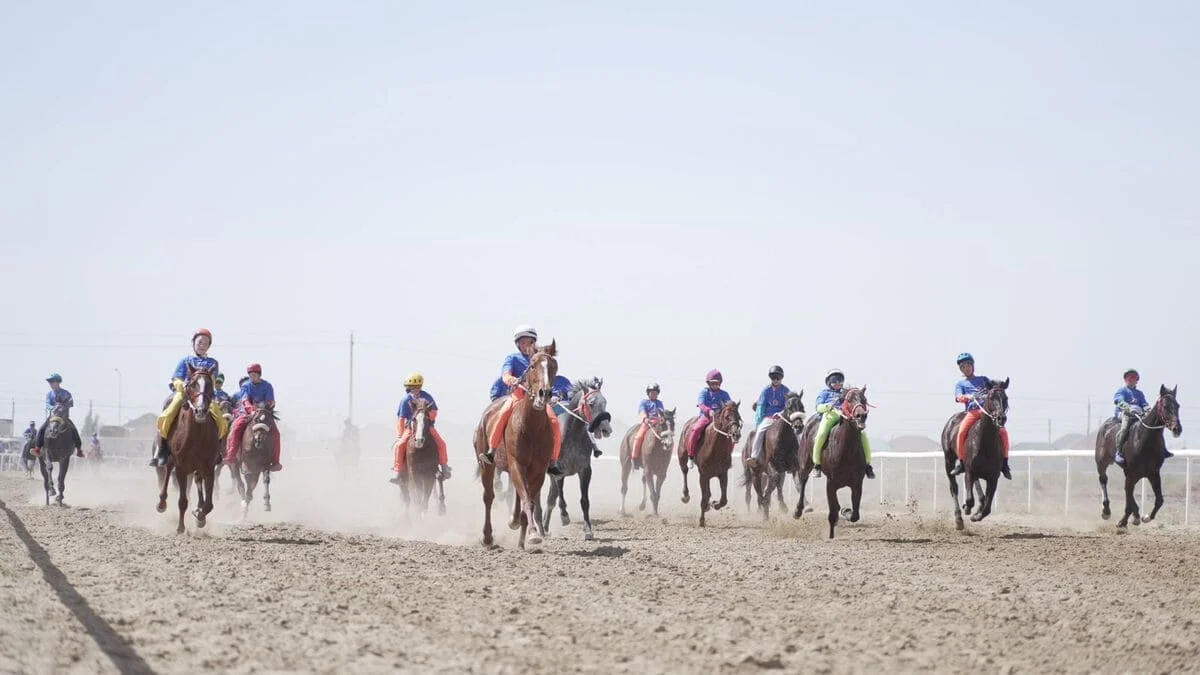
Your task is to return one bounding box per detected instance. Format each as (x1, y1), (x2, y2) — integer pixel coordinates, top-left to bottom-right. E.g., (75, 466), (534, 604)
(798, 388), (804, 398)
(594, 377), (603, 390)
(668, 407), (676, 415)
(1161, 384), (1169, 396)
(1001, 377), (1010, 390)
(546, 339), (557, 356)
(734, 399), (741, 408)
(751, 401), (758, 412)
(1172, 385), (1178, 396)
(860, 386), (867, 396)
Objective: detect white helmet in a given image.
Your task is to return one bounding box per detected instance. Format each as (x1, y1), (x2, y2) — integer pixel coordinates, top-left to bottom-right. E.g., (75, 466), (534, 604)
(825, 368), (845, 385)
(513, 324), (538, 342)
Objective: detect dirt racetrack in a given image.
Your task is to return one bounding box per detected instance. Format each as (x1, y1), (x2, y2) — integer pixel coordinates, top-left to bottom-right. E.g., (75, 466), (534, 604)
(2, 456), (1198, 674)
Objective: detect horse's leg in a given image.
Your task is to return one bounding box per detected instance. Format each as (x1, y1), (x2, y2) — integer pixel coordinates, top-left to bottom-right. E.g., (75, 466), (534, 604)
(794, 470), (809, 519)
(826, 480), (840, 539)
(263, 470), (272, 513)
(38, 457), (50, 506)
(1098, 463), (1111, 520)
(176, 467), (189, 534)
(652, 471), (665, 517)
(774, 470), (787, 513)
(849, 478), (863, 523)
(944, 461), (964, 530)
(194, 471), (208, 528)
(698, 474), (711, 527)
(974, 478), (998, 522)
(619, 458), (630, 516)
(509, 470), (525, 531)
(557, 476), (570, 527)
(1144, 472), (1165, 522)
(751, 468), (765, 517)
(56, 456), (68, 504)
(156, 465), (169, 513)
(542, 477), (559, 534)
(510, 468), (534, 550)
(579, 465), (594, 541)
(680, 455), (691, 504)
(1118, 472), (1137, 529)
(743, 465), (753, 512)
(482, 463), (496, 546)
(714, 471), (729, 511)
(436, 475), (447, 516)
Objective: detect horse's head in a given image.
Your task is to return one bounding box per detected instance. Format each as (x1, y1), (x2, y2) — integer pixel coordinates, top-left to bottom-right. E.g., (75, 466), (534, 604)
(45, 403), (69, 438)
(982, 378), (1010, 426)
(218, 398), (234, 421)
(571, 377), (612, 440)
(841, 387), (871, 429)
(784, 390), (806, 425)
(185, 367), (215, 422)
(659, 407), (677, 448)
(1156, 385), (1183, 438)
(715, 401), (743, 443)
(525, 340), (559, 409)
(250, 405), (278, 450)
(410, 397), (432, 448)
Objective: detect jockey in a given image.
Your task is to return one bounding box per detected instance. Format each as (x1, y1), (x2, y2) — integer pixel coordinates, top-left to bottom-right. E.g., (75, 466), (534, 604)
(811, 369), (876, 479)
(214, 373), (233, 406)
(232, 376), (250, 406)
(151, 328), (225, 466)
(746, 365), (790, 470)
(631, 382), (666, 470)
(479, 324), (564, 476)
(951, 353), (1012, 479)
(32, 373), (83, 458)
(225, 363), (282, 471)
(389, 372), (451, 484)
(90, 433), (101, 452)
(1113, 368), (1172, 466)
(24, 421), (36, 442)
(551, 374), (573, 416)
(685, 370), (732, 469)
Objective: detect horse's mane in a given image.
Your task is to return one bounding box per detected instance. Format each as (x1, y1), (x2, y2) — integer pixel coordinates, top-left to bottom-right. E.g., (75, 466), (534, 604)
(570, 377), (603, 396)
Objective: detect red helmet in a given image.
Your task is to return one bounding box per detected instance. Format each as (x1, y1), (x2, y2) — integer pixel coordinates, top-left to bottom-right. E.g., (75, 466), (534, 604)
(246, 363), (262, 374)
(193, 328), (213, 342)
(706, 369), (723, 383)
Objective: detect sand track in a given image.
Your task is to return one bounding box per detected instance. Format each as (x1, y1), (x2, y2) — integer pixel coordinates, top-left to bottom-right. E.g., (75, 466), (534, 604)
(2, 460), (1198, 674)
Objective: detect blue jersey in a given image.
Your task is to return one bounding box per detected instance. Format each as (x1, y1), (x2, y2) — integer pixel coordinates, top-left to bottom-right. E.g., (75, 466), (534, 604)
(214, 388), (232, 404)
(552, 376), (573, 401)
(814, 387), (844, 413)
(1113, 386), (1149, 418)
(397, 391), (438, 423)
(755, 384), (791, 425)
(489, 377), (509, 401)
(697, 388), (732, 416)
(236, 380), (275, 408)
(954, 376), (992, 410)
(45, 388), (73, 415)
(171, 354), (220, 389)
(501, 352), (531, 381)
(638, 399), (665, 421)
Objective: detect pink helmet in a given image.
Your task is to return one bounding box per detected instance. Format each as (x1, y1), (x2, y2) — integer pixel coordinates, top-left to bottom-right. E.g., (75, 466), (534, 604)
(705, 369), (723, 383)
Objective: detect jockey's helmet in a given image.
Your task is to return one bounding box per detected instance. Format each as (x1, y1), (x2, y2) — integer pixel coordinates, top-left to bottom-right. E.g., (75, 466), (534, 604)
(404, 372), (425, 389)
(513, 324), (538, 343)
(705, 369), (723, 384)
(1123, 368), (1139, 379)
(768, 365), (784, 379)
(193, 328), (212, 343)
(46, 372), (62, 383)
(246, 363), (262, 374)
(825, 369), (845, 386)
(646, 382), (660, 393)
(956, 352), (974, 365)
(215, 373), (225, 385)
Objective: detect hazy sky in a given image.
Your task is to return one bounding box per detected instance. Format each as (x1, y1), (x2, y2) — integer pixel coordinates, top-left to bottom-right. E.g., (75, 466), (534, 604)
(2, 1), (1197, 444)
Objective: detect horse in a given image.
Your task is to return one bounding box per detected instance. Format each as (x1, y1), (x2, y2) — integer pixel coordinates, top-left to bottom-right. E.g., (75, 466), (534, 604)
(38, 403), (79, 506)
(677, 401), (744, 527)
(740, 391), (805, 520)
(21, 436), (37, 478)
(619, 407), (677, 517)
(940, 379), (1009, 531)
(543, 378), (613, 540)
(396, 397), (447, 517)
(796, 387), (871, 539)
(212, 397), (235, 498)
(230, 404), (278, 517)
(1094, 385), (1182, 528)
(155, 367), (220, 534)
(475, 341), (558, 549)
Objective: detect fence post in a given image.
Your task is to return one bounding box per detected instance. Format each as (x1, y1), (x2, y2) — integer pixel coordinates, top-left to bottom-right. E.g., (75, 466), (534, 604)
(932, 457), (939, 514)
(904, 457), (910, 506)
(1027, 455), (1033, 514)
(1064, 456), (1071, 516)
(1186, 457), (1192, 527)
(1140, 479), (1147, 515)
(879, 458), (885, 504)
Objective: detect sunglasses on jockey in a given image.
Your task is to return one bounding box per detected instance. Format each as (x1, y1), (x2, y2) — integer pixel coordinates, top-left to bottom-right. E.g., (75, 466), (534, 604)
(827, 375), (845, 384)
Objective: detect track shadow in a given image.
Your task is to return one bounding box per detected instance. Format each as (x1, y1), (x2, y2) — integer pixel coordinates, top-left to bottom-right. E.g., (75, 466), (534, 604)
(231, 536), (323, 546)
(1, 497), (155, 675)
(873, 537), (934, 544)
(562, 545), (630, 558)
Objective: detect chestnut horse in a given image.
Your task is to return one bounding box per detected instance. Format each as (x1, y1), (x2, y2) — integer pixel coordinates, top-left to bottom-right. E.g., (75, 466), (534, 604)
(940, 379), (1008, 531)
(475, 341), (558, 549)
(619, 407), (676, 517)
(396, 397), (446, 517)
(1094, 385), (1182, 528)
(677, 401), (744, 527)
(155, 367), (220, 534)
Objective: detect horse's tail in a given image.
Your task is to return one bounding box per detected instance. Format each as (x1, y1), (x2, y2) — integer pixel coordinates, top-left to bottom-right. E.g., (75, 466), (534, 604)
(737, 466), (752, 488)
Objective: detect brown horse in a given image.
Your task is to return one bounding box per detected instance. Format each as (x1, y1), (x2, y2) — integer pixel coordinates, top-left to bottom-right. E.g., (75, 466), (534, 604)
(677, 401), (744, 527)
(741, 391), (805, 520)
(212, 397), (234, 497)
(231, 404), (278, 516)
(155, 367), (220, 534)
(940, 379), (1008, 530)
(619, 407), (676, 517)
(1095, 385), (1182, 528)
(804, 387), (871, 539)
(475, 341), (558, 549)
(396, 397), (446, 517)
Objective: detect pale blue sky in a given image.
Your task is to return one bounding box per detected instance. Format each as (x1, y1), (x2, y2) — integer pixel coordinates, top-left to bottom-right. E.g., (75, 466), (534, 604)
(1, 1), (1196, 443)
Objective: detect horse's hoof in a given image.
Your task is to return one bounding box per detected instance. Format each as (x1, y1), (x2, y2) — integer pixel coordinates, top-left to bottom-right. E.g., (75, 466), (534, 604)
(438, 504), (447, 516)
(528, 534), (543, 546)
(681, 494), (690, 504)
(970, 512), (985, 522)
(849, 512), (860, 523)
(955, 517), (965, 531)
(1101, 510), (1111, 520)
(509, 520), (521, 531)
(264, 504), (272, 513)
(156, 502), (166, 513)
(584, 530), (595, 541)
(49, 488), (57, 497)
(710, 501), (723, 511)
(840, 507), (853, 518)
(561, 513), (570, 526)
(637, 503), (646, 512)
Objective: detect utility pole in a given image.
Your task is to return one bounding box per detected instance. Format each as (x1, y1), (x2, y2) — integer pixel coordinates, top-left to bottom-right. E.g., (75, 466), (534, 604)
(348, 331), (355, 424)
(114, 368), (123, 427)
(1047, 419), (1052, 446)
(1086, 398), (1091, 437)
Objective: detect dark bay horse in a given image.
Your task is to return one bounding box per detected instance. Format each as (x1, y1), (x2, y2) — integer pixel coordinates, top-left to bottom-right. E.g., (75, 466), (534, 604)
(804, 387), (871, 539)
(212, 397), (234, 498)
(231, 404), (278, 517)
(21, 436), (37, 478)
(677, 401), (743, 527)
(475, 341), (558, 549)
(940, 379), (1008, 531)
(741, 391), (805, 520)
(155, 367), (220, 534)
(38, 404), (78, 506)
(544, 378), (613, 540)
(619, 407), (676, 517)
(1095, 385), (1182, 528)
(397, 397), (446, 517)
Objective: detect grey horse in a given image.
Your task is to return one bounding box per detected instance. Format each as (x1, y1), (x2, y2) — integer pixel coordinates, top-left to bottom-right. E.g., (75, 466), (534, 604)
(543, 378), (613, 540)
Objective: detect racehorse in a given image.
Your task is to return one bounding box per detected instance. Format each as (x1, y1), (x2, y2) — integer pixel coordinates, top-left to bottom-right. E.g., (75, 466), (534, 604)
(21, 436), (37, 478)
(231, 404), (278, 517)
(940, 379), (1008, 531)
(395, 397), (447, 517)
(155, 367), (220, 533)
(740, 391), (805, 520)
(38, 403), (78, 506)
(475, 341), (558, 549)
(212, 397), (234, 498)
(677, 401), (744, 527)
(1094, 385), (1182, 528)
(798, 386), (871, 539)
(543, 378), (613, 540)
(619, 407), (676, 517)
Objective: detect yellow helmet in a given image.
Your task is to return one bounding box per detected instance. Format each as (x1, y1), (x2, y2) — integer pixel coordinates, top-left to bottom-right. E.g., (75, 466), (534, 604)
(403, 372), (425, 388)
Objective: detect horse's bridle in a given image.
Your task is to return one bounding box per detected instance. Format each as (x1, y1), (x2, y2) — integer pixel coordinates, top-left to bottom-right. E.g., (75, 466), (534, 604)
(840, 389), (872, 429)
(709, 406), (742, 440)
(968, 389), (1008, 426)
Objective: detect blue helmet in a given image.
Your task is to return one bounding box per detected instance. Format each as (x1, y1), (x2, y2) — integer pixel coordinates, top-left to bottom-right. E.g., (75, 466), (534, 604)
(46, 372), (63, 383)
(955, 353), (974, 365)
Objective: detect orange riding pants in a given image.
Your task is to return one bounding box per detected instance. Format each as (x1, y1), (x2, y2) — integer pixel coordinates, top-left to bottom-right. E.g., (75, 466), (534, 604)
(956, 410), (1010, 460)
(392, 419), (449, 471)
(632, 422), (652, 460)
(489, 388), (561, 461)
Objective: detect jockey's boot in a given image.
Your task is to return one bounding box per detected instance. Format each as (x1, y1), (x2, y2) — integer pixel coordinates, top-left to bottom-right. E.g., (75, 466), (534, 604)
(687, 456), (696, 471)
(1001, 458), (1013, 480)
(592, 446), (603, 458)
(547, 461), (564, 477)
(1164, 448), (1175, 460)
(268, 462), (282, 472)
(478, 449), (496, 465)
(388, 472), (403, 485)
(813, 464), (823, 477)
(950, 459), (966, 475)
(31, 447), (41, 458)
(75, 447), (84, 458)
(633, 457), (643, 470)
(864, 464), (876, 480)
(1114, 449), (1126, 466)
(149, 439), (170, 467)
